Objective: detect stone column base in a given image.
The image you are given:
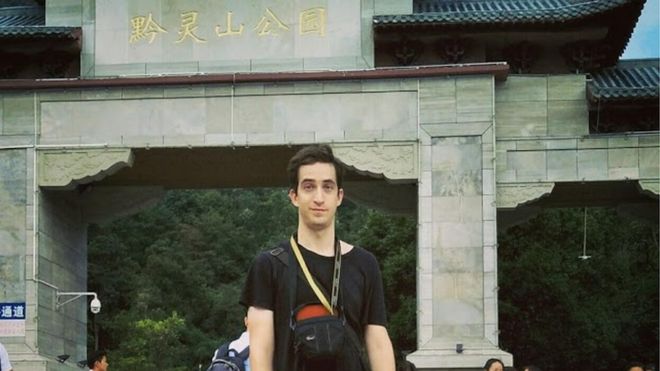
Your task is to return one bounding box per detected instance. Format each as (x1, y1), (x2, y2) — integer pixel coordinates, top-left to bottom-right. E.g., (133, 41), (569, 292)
(10, 356), (80, 371)
(6, 343), (82, 370)
(407, 346), (513, 370)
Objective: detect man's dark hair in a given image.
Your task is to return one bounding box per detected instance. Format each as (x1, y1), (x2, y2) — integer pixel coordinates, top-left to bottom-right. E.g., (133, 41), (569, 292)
(87, 350), (107, 369)
(286, 144), (344, 193)
(523, 366), (542, 371)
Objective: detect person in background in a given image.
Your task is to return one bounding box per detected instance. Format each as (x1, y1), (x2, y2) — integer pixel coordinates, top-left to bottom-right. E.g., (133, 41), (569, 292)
(483, 358), (504, 371)
(208, 315), (250, 371)
(87, 350), (109, 371)
(0, 341), (13, 371)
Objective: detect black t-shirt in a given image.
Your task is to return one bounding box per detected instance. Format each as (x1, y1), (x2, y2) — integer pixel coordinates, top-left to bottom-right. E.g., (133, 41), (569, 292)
(240, 239), (387, 371)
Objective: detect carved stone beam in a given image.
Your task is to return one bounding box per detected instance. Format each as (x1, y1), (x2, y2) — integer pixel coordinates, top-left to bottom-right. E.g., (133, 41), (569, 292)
(38, 148), (133, 190)
(331, 142), (418, 182)
(496, 182), (555, 209)
(638, 180), (660, 196)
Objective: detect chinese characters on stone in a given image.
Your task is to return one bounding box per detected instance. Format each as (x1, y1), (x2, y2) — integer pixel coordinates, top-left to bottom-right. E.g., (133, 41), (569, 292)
(130, 8), (327, 44)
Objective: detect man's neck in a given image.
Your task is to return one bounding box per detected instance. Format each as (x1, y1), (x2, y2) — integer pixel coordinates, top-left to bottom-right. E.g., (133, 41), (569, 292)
(297, 225), (335, 257)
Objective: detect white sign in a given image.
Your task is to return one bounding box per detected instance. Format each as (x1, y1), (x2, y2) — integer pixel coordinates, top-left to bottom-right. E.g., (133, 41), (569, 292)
(0, 320), (25, 337)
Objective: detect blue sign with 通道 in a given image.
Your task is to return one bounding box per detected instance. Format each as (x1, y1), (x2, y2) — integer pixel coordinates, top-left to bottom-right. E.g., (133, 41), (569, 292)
(0, 302), (26, 336)
(0, 302), (26, 320)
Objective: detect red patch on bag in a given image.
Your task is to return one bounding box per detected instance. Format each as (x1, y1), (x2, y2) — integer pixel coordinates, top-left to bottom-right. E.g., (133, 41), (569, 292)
(296, 304), (331, 321)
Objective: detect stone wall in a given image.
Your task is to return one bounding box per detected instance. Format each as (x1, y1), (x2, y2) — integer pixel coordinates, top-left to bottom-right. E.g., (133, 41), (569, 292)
(495, 75), (587, 138)
(39, 80), (419, 146)
(37, 192), (87, 364)
(0, 149), (28, 343)
(494, 75), (659, 208)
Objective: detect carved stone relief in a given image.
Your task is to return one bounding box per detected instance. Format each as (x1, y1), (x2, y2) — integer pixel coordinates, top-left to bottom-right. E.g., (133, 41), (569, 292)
(332, 142), (418, 181)
(39, 148), (133, 190)
(496, 182), (555, 209)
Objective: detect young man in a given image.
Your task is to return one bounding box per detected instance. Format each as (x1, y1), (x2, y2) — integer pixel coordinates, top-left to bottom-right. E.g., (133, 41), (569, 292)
(240, 144), (395, 371)
(0, 341), (13, 371)
(87, 350), (109, 371)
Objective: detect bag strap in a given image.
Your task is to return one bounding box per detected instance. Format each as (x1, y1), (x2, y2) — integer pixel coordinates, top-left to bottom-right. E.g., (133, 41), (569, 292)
(280, 241), (370, 371)
(289, 234), (341, 315)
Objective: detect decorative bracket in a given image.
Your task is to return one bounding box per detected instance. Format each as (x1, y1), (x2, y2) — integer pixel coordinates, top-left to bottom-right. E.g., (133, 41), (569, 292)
(639, 180), (660, 196)
(392, 36), (425, 66)
(437, 36), (469, 64)
(496, 182), (555, 209)
(39, 148), (133, 190)
(331, 142), (418, 182)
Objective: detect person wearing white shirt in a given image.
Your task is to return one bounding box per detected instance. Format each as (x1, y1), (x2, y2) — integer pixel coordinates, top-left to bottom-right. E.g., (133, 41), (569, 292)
(0, 342), (13, 371)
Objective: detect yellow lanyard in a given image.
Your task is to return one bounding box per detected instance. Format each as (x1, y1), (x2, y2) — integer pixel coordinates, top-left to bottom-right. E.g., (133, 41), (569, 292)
(290, 236), (340, 315)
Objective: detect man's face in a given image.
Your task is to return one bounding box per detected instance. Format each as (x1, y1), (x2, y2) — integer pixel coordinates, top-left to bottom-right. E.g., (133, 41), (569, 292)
(630, 367), (644, 371)
(289, 162), (343, 231)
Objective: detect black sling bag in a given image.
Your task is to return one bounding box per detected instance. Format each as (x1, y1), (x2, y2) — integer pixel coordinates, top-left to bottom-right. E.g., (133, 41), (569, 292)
(288, 235), (344, 362)
(270, 237), (370, 371)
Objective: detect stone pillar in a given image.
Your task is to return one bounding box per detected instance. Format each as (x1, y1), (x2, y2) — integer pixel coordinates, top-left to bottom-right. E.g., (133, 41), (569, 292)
(0, 146), (162, 370)
(408, 76), (512, 369)
(0, 148), (39, 365)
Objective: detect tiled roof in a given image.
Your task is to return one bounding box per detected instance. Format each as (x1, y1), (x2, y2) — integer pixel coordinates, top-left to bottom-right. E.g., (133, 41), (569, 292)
(589, 59), (660, 100)
(0, 26), (80, 38)
(0, 5), (43, 27)
(0, 5), (79, 38)
(374, 0), (635, 26)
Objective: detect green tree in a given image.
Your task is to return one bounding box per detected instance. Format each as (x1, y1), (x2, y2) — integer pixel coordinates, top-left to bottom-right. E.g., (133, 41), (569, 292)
(498, 208), (659, 371)
(110, 312), (187, 371)
(354, 210), (417, 355)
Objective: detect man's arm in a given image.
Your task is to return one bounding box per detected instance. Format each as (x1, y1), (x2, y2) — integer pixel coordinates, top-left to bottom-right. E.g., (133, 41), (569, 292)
(247, 306), (275, 371)
(364, 324), (395, 371)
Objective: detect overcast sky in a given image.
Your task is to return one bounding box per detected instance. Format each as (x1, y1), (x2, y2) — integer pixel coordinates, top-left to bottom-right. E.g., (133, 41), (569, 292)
(622, 0), (660, 59)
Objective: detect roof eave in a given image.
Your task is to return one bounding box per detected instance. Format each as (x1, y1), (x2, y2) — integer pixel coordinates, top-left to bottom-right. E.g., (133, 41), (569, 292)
(0, 62), (510, 91)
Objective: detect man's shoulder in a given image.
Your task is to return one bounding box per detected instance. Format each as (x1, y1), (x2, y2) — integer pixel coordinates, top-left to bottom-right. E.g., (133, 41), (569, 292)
(347, 244), (377, 260)
(254, 240), (291, 265)
(345, 245), (381, 270)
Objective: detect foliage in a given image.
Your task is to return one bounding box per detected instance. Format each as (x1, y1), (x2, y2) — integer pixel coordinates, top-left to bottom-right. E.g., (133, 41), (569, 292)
(498, 208), (659, 371)
(353, 210), (418, 353)
(110, 312), (187, 371)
